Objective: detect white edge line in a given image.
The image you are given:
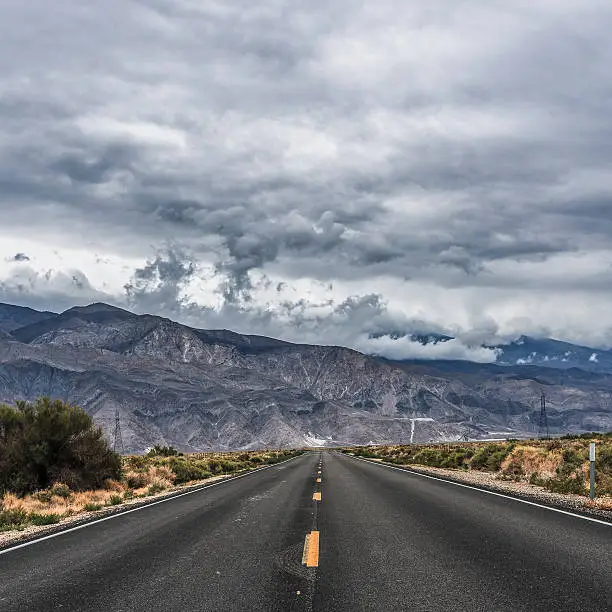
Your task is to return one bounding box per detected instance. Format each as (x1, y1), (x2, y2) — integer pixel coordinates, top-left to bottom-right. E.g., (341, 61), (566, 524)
(349, 455), (612, 527)
(0, 454), (304, 556)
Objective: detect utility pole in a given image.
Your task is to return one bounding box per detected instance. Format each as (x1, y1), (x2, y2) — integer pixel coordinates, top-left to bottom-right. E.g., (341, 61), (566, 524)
(112, 409), (124, 454)
(589, 441), (596, 500)
(538, 391), (549, 439)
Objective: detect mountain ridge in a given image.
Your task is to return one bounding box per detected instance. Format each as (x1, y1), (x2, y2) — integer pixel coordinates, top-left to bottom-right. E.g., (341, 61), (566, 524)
(1, 301), (611, 452)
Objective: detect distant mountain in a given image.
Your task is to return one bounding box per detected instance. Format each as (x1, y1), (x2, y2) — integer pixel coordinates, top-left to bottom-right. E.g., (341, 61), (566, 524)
(492, 335), (612, 373)
(0, 301), (611, 452)
(0, 303), (57, 332)
(386, 331), (612, 375)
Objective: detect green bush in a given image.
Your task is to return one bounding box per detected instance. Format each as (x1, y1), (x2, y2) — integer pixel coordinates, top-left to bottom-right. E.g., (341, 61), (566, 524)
(147, 483), (166, 495)
(0, 508), (28, 531)
(0, 398), (122, 495)
(441, 451), (472, 470)
(84, 503), (102, 511)
(146, 445), (181, 457)
(596, 446), (612, 471)
(33, 490), (53, 504)
(470, 444), (512, 471)
(413, 449), (445, 467)
(545, 476), (585, 495)
(49, 483), (71, 498)
(29, 513), (61, 526)
(166, 458), (212, 484)
(108, 494), (123, 506)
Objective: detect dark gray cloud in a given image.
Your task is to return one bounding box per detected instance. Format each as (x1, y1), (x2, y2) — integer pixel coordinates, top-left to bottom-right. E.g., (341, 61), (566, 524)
(124, 250), (196, 315)
(10, 253), (30, 262)
(1, 0), (612, 357)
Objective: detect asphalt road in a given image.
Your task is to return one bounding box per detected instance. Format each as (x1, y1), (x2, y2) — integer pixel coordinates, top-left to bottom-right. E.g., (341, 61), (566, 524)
(0, 451), (610, 611)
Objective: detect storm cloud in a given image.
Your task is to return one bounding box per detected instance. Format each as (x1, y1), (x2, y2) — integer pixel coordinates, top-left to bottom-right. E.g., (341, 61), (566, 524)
(1, 0), (612, 359)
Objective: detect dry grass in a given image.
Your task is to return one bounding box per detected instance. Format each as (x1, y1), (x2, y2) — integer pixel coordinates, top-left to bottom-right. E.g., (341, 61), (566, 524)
(1, 485), (124, 523)
(584, 497), (612, 511)
(1, 448), (302, 532)
(345, 434), (612, 497)
(501, 446), (562, 478)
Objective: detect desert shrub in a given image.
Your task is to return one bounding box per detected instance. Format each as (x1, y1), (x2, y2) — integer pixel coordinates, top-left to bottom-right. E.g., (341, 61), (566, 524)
(529, 472), (546, 486)
(108, 494), (123, 506)
(219, 460), (240, 473)
(353, 449), (379, 459)
(33, 490), (53, 504)
(125, 470), (148, 489)
(147, 483), (166, 495)
(0, 398), (122, 495)
(207, 459), (221, 473)
(146, 445), (181, 457)
(502, 446), (562, 479)
(441, 450), (472, 470)
(29, 513), (61, 526)
(49, 483), (71, 499)
(166, 458), (211, 484)
(545, 476), (585, 495)
(471, 444), (512, 472)
(104, 479), (126, 492)
(596, 446), (612, 471)
(84, 503), (102, 511)
(412, 449), (445, 467)
(0, 508), (28, 531)
(125, 456), (148, 470)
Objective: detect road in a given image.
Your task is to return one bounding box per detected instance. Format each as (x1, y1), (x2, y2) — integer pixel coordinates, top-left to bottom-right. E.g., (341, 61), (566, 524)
(0, 451), (610, 611)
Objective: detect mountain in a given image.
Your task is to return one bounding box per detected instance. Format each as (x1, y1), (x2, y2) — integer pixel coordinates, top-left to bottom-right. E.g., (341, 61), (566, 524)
(0, 302), (611, 452)
(386, 332), (612, 374)
(0, 303), (57, 332)
(492, 335), (612, 373)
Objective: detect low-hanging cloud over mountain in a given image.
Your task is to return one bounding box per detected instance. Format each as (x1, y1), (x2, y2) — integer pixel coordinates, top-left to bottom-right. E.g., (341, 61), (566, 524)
(2, 0), (612, 359)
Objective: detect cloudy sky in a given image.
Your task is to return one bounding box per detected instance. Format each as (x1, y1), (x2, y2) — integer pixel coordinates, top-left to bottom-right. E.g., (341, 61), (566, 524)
(1, 0), (612, 360)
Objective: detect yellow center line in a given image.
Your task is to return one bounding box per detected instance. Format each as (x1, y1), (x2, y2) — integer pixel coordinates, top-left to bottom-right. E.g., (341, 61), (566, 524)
(317, 470), (321, 474)
(313, 491), (322, 501)
(302, 530), (320, 567)
(316, 477), (322, 483)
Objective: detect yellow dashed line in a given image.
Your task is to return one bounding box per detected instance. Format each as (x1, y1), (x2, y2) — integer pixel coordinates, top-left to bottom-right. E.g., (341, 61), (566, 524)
(302, 531), (320, 567)
(313, 492), (322, 501)
(317, 470), (322, 475)
(316, 477), (322, 483)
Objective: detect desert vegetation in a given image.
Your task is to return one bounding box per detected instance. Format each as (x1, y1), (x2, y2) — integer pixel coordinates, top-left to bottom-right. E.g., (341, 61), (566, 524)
(0, 398), (302, 533)
(344, 432), (612, 499)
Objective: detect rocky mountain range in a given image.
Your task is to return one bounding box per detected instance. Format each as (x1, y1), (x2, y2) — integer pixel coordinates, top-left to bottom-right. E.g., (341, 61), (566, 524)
(0, 301), (611, 452)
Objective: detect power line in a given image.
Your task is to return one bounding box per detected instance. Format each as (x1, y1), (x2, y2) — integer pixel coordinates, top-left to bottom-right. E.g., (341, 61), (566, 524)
(538, 391), (549, 439)
(112, 409), (124, 454)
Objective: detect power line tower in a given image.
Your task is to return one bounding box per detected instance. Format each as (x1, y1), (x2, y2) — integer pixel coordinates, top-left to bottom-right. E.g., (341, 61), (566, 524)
(538, 391), (549, 439)
(112, 409), (125, 454)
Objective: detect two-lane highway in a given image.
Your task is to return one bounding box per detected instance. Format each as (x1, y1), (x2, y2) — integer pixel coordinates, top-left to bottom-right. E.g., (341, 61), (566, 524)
(1, 451), (610, 611)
